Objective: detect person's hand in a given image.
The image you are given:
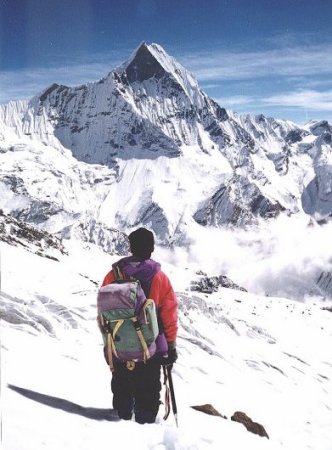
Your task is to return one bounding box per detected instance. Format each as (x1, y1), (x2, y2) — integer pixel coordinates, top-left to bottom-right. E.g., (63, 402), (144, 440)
(160, 344), (178, 366)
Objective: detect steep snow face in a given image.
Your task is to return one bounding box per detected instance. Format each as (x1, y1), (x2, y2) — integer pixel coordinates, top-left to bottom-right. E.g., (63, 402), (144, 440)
(0, 42), (332, 242)
(194, 174), (286, 227)
(0, 130), (232, 245)
(0, 133), (132, 252)
(301, 135), (332, 221)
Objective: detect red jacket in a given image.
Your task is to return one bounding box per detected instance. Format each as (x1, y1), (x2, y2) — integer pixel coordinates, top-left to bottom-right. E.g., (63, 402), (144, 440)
(102, 269), (178, 344)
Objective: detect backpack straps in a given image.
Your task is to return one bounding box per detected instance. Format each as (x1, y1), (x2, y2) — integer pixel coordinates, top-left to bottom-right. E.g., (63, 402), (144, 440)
(99, 314), (121, 372)
(112, 266), (124, 281)
(101, 268), (152, 368)
(131, 317), (150, 362)
(107, 333), (115, 372)
(112, 265), (136, 283)
(100, 313), (150, 369)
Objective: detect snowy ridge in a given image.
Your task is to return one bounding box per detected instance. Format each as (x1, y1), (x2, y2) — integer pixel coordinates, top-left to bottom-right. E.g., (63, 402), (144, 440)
(0, 209), (67, 260)
(0, 99), (29, 133)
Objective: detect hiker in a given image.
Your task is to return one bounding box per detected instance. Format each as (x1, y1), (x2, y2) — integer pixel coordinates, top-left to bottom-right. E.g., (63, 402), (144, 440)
(99, 227), (178, 424)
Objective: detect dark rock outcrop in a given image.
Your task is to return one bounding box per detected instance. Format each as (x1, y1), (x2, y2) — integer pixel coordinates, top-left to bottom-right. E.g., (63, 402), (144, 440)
(191, 403), (269, 439)
(309, 120), (332, 136)
(194, 175), (285, 227)
(0, 210), (67, 260)
(316, 271), (332, 298)
(191, 274), (247, 294)
(231, 411), (269, 439)
(191, 404), (227, 419)
(124, 42), (166, 82)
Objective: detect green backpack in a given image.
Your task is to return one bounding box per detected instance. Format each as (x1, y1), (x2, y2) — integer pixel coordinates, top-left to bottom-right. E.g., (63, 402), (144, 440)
(97, 271), (159, 371)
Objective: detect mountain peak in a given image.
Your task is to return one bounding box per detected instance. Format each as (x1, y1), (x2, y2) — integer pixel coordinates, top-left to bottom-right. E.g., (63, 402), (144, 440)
(123, 41), (166, 82)
(118, 42), (200, 103)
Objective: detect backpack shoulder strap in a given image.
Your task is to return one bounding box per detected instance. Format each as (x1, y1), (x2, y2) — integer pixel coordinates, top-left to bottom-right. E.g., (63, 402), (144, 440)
(112, 265), (137, 283)
(112, 265), (124, 281)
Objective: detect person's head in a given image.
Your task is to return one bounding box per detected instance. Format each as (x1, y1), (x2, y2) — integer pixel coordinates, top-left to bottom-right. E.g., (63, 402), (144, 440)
(128, 227), (155, 260)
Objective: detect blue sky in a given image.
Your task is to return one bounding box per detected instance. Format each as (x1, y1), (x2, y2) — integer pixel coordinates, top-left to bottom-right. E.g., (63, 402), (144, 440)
(1, 0), (332, 124)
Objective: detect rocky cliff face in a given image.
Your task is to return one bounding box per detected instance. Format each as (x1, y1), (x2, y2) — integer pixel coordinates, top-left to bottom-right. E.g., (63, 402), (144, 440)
(0, 42), (331, 244)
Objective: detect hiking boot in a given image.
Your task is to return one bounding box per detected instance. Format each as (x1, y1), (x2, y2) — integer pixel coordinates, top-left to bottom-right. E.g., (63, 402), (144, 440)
(117, 410), (133, 420)
(135, 410), (157, 424)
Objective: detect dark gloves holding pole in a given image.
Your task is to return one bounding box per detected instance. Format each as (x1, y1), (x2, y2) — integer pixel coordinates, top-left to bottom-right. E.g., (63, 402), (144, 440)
(160, 341), (178, 366)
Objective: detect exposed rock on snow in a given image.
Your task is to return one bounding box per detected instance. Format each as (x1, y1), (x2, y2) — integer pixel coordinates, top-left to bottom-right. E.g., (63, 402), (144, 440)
(307, 120), (332, 137)
(191, 404), (227, 419)
(316, 271), (332, 298)
(231, 411), (269, 439)
(124, 42), (171, 83)
(194, 174), (285, 227)
(191, 405), (269, 439)
(285, 128), (309, 144)
(301, 134), (332, 221)
(0, 210), (67, 260)
(59, 219), (129, 255)
(190, 273), (247, 294)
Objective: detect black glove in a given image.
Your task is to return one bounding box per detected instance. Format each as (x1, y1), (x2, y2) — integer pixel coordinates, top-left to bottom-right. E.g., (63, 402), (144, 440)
(160, 346), (178, 366)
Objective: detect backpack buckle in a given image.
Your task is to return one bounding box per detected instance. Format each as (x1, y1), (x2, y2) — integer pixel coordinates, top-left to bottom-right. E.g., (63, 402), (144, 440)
(126, 361), (136, 371)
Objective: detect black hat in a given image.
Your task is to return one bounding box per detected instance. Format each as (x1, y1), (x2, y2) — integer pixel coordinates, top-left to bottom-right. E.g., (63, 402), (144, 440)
(128, 227), (155, 260)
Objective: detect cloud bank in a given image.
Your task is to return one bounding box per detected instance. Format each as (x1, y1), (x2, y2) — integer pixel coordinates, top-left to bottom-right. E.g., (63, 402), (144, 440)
(159, 215), (332, 302)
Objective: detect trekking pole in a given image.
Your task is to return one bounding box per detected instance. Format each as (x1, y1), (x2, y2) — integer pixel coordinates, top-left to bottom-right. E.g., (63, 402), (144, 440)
(162, 366), (171, 421)
(167, 365), (178, 427)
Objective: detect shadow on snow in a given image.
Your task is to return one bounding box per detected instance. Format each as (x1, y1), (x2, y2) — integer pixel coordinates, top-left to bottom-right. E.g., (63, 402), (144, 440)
(8, 384), (119, 421)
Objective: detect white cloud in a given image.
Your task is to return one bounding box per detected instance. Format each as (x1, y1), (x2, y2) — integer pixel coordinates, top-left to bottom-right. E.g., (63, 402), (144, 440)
(264, 89), (332, 111)
(215, 90), (332, 114)
(164, 214), (332, 300)
(180, 43), (332, 82)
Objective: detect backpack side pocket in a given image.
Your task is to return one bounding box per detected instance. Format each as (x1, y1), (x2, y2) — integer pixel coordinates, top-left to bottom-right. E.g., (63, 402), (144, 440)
(141, 299), (159, 343)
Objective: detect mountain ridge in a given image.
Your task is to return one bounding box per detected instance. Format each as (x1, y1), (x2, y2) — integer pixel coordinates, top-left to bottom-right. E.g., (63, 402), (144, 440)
(0, 42), (331, 246)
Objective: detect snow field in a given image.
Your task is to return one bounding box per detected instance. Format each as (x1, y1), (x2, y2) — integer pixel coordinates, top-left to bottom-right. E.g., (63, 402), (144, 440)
(1, 238), (332, 449)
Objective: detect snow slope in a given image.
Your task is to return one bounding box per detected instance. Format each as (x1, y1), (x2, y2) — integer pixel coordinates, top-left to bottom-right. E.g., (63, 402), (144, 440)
(1, 225), (332, 450)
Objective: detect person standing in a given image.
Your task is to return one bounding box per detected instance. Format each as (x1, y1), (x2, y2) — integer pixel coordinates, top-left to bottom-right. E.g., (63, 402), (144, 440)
(100, 227), (178, 424)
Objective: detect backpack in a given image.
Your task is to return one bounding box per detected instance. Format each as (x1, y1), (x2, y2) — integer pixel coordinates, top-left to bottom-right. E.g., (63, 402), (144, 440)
(97, 268), (159, 371)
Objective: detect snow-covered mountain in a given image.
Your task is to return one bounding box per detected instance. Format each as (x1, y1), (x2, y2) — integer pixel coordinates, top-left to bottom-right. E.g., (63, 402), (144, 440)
(1, 42), (332, 248)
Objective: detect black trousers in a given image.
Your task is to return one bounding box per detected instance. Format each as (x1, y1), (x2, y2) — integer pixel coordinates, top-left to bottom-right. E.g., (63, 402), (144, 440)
(111, 359), (162, 424)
